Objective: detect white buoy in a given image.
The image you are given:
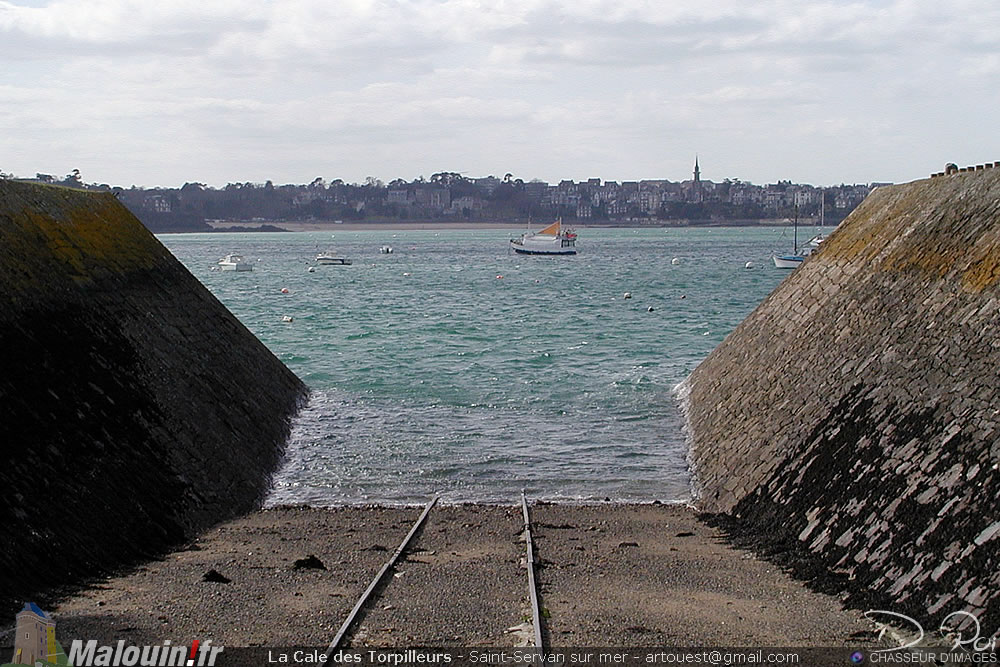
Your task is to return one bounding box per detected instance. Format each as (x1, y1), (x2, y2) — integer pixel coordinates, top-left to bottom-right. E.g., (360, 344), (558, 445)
(745, 261), (755, 269)
(623, 292), (632, 299)
(671, 257), (680, 265)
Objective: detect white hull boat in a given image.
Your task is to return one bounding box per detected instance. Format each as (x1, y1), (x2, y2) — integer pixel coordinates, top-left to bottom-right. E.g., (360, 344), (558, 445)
(772, 254), (805, 269)
(316, 253), (352, 265)
(772, 208), (809, 269)
(773, 193), (827, 269)
(510, 219), (577, 255)
(218, 253), (253, 271)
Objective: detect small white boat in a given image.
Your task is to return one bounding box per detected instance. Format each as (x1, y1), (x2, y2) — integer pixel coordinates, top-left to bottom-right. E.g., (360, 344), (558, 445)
(808, 193), (828, 249)
(774, 193), (827, 269)
(316, 253), (352, 265)
(510, 219), (577, 255)
(772, 207), (810, 269)
(218, 253), (253, 271)
(379, 245), (393, 254)
(773, 234), (826, 268)
(772, 253), (805, 269)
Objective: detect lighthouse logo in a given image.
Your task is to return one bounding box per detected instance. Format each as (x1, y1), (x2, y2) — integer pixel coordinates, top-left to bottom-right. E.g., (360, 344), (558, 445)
(4, 602), (70, 666)
(4, 604), (223, 667)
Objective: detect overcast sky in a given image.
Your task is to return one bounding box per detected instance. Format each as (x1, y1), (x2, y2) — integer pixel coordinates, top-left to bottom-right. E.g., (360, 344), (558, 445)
(2, 0), (998, 189)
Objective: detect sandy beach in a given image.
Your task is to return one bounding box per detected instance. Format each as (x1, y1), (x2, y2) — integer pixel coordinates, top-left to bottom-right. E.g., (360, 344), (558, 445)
(207, 220), (561, 232)
(202, 219), (790, 232)
(32, 504), (883, 650)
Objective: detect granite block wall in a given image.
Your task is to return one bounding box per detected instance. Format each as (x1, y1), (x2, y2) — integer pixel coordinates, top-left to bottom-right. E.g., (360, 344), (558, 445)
(0, 181), (307, 615)
(686, 168), (1000, 629)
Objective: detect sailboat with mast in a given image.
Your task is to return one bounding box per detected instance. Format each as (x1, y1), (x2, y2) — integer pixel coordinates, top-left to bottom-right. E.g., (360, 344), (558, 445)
(806, 191), (827, 249)
(772, 207), (806, 269)
(510, 218), (578, 255)
(772, 194), (826, 269)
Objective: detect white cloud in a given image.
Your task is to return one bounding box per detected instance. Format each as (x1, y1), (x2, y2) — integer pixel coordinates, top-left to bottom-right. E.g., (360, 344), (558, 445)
(2, 0), (999, 186)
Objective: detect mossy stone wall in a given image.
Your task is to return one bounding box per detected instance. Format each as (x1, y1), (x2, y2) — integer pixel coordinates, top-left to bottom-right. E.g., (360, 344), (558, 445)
(687, 169), (1000, 629)
(0, 181), (306, 614)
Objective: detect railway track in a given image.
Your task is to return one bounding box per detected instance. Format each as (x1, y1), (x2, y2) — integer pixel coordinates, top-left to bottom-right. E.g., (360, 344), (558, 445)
(326, 493), (547, 650)
(41, 500), (888, 654)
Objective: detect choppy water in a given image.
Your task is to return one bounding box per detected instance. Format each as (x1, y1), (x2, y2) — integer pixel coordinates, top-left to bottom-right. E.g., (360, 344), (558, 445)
(160, 226), (798, 505)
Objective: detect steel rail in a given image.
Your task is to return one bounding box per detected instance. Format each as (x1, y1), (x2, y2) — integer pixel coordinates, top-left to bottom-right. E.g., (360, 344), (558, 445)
(326, 494), (439, 653)
(521, 490), (546, 651)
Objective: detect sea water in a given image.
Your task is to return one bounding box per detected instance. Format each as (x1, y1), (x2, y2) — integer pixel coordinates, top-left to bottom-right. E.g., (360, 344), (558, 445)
(160, 226), (795, 505)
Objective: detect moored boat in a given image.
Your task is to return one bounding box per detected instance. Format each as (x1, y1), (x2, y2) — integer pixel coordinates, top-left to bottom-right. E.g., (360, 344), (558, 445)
(510, 219), (577, 255)
(773, 193), (828, 269)
(772, 253), (805, 269)
(772, 207), (808, 269)
(316, 253), (352, 265)
(218, 253), (253, 271)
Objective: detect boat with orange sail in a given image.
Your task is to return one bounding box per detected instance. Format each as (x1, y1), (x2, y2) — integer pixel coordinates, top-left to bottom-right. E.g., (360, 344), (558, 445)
(509, 219), (577, 255)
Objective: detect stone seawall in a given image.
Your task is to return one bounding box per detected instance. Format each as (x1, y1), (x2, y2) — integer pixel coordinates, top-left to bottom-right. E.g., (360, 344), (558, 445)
(0, 181), (307, 614)
(686, 169), (1000, 629)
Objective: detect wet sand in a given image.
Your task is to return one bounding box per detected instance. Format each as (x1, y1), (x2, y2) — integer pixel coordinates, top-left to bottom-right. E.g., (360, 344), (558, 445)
(34, 504), (882, 649)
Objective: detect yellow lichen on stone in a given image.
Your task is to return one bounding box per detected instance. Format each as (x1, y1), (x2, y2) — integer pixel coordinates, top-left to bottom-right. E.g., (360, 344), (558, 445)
(1, 183), (168, 287)
(961, 227), (1000, 293)
(820, 176), (1000, 285)
(819, 186), (908, 264)
(882, 244), (962, 280)
(0, 182), (179, 308)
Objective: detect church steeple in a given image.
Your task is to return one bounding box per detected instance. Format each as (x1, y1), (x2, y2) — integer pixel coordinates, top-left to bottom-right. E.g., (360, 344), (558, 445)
(693, 155), (701, 183)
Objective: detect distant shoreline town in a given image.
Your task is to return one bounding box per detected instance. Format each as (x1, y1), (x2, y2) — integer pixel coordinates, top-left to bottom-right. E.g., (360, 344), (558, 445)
(1, 161), (889, 233)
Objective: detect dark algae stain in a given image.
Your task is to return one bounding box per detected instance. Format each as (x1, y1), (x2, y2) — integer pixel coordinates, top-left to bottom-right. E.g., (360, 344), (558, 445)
(0, 304), (188, 613)
(706, 384), (970, 619)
